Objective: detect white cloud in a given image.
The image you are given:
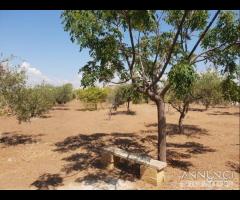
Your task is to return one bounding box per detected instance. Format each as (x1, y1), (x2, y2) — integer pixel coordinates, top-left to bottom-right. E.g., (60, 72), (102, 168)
(20, 62), (42, 76)
(19, 61), (82, 88)
(20, 62), (56, 86)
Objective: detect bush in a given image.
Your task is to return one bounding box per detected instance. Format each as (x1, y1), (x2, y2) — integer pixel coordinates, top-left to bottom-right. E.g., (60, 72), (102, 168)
(195, 70), (224, 109)
(77, 87), (109, 110)
(7, 84), (56, 122)
(107, 84), (143, 112)
(0, 60), (74, 122)
(0, 63), (26, 118)
(55, 83), (74, 104)
(221, 77), (240, 103)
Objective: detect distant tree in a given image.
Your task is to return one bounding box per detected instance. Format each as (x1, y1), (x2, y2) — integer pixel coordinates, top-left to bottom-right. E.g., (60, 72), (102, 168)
(77, 87), (108, 110)
(196, 70), (224, 110)
(55, 83), (74, 104)
(62, 10), (239, 161)
(166, 62), (199, 133)
(109, 84), (142, 112)
(10, 84), (56, 122)
(221, 77), (240, 104)
(0, 58), (56, 122)
(0, 59), (26, 119)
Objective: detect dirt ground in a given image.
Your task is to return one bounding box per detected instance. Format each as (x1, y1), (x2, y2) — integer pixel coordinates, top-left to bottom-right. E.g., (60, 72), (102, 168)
(0, 100), (239, 190)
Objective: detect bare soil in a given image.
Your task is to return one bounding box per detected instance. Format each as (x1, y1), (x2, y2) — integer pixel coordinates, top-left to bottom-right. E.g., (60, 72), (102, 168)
(0, 100), (239, 190)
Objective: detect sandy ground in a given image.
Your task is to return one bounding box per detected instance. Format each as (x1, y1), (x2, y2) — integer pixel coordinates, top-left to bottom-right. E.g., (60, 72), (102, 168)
(0, 100), (239, 190)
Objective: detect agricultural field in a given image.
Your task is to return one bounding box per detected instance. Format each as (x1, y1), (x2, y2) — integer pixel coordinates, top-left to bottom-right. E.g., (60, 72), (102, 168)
(0, 100), (239, 190)
(1, 10), (239, 190)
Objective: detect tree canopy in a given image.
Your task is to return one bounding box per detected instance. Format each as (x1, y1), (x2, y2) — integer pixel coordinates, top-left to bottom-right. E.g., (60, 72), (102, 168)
(62, 10), (239, 96)
(62, 10), (239, 161)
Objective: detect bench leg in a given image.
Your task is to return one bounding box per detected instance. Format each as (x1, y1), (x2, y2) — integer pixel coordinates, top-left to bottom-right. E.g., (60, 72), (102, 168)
(140, 165), (165, 186)
(101, 152), (114, 170)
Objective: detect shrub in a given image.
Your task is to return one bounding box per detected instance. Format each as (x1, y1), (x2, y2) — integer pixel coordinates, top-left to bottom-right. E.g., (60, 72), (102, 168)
(195, 70), (224, 109)
(107, 84), (143, 112)
(221, 77), (240, 103)
(7, 84), (56, 122)
(77, 87), (109, 110)
(55, 83), (74, 104)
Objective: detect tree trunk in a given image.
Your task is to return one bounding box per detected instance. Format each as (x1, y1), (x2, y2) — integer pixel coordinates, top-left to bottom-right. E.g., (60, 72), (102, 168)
(205, 103), (209, 110)
(178, 113), (185, 134)
(127, 99), (130, 112)
(156, 100), (166, 162)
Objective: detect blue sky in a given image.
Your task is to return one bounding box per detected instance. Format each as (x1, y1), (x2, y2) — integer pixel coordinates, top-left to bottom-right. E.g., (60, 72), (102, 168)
(0, 10), (227, 87)
(0, 10), (89, 87)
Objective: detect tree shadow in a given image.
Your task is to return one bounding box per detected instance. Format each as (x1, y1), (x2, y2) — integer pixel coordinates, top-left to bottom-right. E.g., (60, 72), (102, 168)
(31, 173), (63, 190)
(188, 108), (205, 112)
(140, 135), (216, 171)
(39, 115), (52, 119)
(75, 108), (96, 111)
(61, 152), (105, 174)
(166, 123), (209, 137)
(166, 150), (193, 172)
(54, 130), (208, 182)
(207, 111), (240, 116)
(54, 132), (152, 185)
(54, 133), (108, 153)
(144, 123), (208, 138)
(111, 138), (150, 156)
(188, 108), (206, 112)
(52, 107), (70, 111)
(167, 142), (216, 154)
(226, 161), (240, 173)
(110, 111), (136, 116)
(0, 132), (42, 147)
(166, 142), (215, 171)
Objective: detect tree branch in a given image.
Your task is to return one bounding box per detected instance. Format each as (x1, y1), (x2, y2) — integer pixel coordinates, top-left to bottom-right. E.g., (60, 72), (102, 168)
(126, 13), (136, 77)
(160, 82), (171, 97)
(110, 79), (130, 85)
(188, 10), (220, 60)
(148, 10), (190, 89)
(191, 41), (239, 64)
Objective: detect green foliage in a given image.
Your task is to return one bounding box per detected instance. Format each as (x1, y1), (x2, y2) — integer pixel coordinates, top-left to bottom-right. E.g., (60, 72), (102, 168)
(107, 84), (143, 111)
(0, 63), (26, 117)
(201, 11), (240, 75)
(221, 77), (240, 103)
(62, 10), (239, 90)
(55, 83), (74, 104)
(8, 84), (56, 122)
(195, 70), (224, 109)
(0, 60), (75, 122)
(168, 62), (197, 100)
(77, 87), (109, 110)
(166, 64), (198, 133)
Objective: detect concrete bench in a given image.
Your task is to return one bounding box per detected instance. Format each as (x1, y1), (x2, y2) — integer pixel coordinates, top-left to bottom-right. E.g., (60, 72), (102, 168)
(101, 146), (167, 186)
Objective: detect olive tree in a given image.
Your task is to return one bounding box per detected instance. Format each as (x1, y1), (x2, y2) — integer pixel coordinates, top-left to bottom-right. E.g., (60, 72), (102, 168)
(62, 10), (239, 161)
(196, 70), (224, 110)
(0, 59), (56, 122)
(55, 83), (74, 104)
(221, 66), (240, 104)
